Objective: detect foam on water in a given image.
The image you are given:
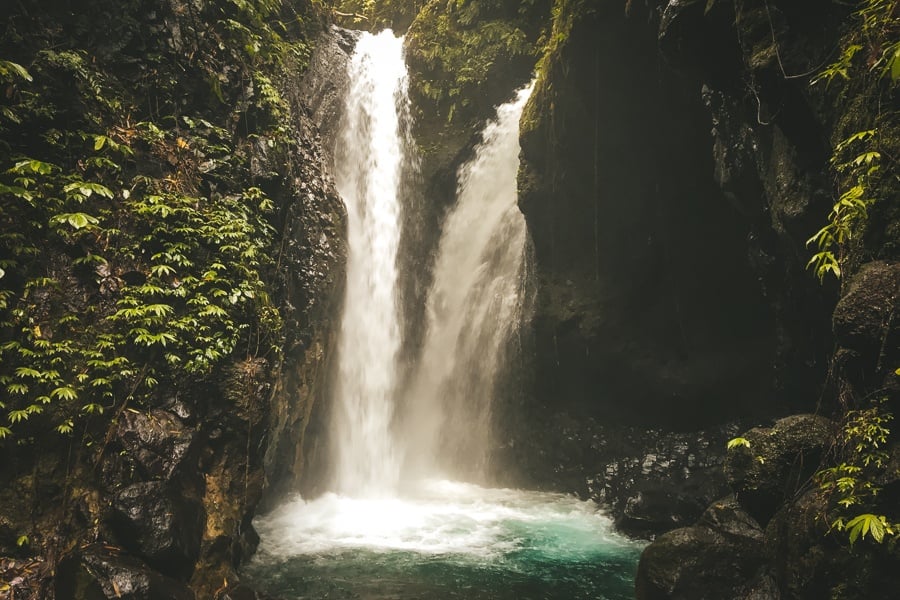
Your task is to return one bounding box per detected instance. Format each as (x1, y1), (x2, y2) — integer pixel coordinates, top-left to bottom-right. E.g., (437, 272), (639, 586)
(244, 30), (644, 600)
(253, 480), (638, 561)
(246, 481), (643, 599)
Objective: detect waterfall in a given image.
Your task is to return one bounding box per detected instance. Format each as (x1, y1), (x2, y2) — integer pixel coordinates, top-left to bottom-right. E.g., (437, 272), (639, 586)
(245, 34), (644, 600)
(331, 30), (411, 496)
(400, 83), (534, 480)
(329, 29), (531, 490)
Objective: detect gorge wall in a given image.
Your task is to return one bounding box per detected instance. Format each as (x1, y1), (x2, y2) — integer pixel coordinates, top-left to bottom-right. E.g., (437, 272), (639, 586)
(385, 0), (898, 592)
(517, 0), (837, 431)
(0, 1), (346, 598)
(501, 0), (899, 596)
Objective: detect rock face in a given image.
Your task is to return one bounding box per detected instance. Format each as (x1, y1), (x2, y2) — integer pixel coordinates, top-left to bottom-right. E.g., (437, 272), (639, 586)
(55, 545), (195, 600)
(110, 482), (204, 578)
(494, 413), (747, 538)
(517, 0), (835, 433)
(723, 414), (833, 526)
(509, 0), (898, 593)
(635, 497), (766, 600)
(635, 407), (900, 597)
(295, 26), (361, 167)
(0, 3), (346, 599)
(832, 261), (900, 391)
(502, 0), (866, 540)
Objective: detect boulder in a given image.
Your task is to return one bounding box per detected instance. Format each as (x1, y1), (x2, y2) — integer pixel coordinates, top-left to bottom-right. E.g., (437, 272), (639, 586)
(635, 496), (766, 599)
(618, 487), (709, 536)
(765, 488), (900, 599)
(109, 482), (204, 578)
(724, 414), (832, 525)
(832, 261), (899, 371)
(116, 408), (198, 481)
(55, 544), (194, 600)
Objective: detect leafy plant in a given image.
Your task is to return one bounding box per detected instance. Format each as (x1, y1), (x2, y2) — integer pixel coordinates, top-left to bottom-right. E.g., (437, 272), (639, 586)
(405, 0), (542, 124)
(806, 129), (880, 281)
(0, 0), (310, 443)
(806, 0), (898, 281)
(816, 400), (898, 545)
(833, 513), (895, 545)
(727, 436), (751, 450)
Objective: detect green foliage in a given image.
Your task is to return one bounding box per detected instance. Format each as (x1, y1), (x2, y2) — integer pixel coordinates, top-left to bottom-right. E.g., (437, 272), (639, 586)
(726, 436), (751, 450)
(0, 129), (281, 439)
(816, 400), (898, 546)
(832, 513), (895, 545)
(0, 61), (32, 82)
(0, 0), (319, 444)
(406, 0), (544, 123)
(807, 0), (898, 282)
(806, 129), (881, 281)
(812, 0), (900, 88)
(333, 0), (423, 29)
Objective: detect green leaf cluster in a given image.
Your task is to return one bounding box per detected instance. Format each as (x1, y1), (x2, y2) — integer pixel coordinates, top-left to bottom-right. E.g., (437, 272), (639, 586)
(726, 436), (751, 450)
(806, 0), (898, 282)
(405, 0), (545, 124)
(0, 0), (323, 443)
(816, 400), (898, 546)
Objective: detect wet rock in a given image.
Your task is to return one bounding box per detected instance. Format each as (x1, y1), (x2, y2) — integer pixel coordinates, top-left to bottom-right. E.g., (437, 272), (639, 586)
(55, 544), (194, 600)
(605, 431), (733, 538)
(109, 482), (204, 578)
(724, 414), (832, 526)
(297, 26), (358, 161)
(618, 488), (708, 536)
(832, 261), (899, 368)
(763, 489), (830, 598)
(635, 497), (765, 600)
(215, 583), (279, 600)
(497, 413), (742, 538)
(0, 514), (18, 555)
(116, 408), (198, 481)
(702, 84), (764, 218)
(764, 488), (900, 598)
(658, 0), (739, 77)
(738, 571), (781, 600)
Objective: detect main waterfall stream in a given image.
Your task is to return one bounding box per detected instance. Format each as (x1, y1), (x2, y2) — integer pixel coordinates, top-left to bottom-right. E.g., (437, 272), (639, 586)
(243, 30), (643, 599)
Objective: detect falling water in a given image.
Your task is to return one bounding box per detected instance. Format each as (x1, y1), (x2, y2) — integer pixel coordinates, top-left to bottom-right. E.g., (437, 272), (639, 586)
(330, 30), (410, 496)
(244, 32), (644, 600)
(400, 83), (535, 480)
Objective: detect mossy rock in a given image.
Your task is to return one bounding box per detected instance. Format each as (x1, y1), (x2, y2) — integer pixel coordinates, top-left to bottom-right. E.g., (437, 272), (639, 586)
(724, 414), (833, 526)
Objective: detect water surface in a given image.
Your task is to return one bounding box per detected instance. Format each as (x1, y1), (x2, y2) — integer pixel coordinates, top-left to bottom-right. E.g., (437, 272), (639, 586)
(244, 480), (643, 599)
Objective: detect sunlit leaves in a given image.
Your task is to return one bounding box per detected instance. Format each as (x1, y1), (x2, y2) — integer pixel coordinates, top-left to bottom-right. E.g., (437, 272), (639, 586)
(0, 60), (32, 82)
(726, 437), (751, 450)
(0, 2), (292, 445)
(835, 514), (895, 545)
(49, 212), (100, 230)
(818, 400), (898, 546)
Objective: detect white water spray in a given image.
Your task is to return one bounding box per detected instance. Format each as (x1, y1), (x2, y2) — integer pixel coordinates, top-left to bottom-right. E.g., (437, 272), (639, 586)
(331, 30), (411, 496)
(247, 36), (644, 598)
(401, 83), (535, 479)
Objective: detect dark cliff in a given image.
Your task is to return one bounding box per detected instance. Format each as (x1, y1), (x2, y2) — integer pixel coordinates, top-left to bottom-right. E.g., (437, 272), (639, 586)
(494, 0), (898, 596)
(517, 0), (839, 431)
(0, 1), (346, 598)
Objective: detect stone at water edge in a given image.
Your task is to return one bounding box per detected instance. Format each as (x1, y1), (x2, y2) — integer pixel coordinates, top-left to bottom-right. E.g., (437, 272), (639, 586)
(634, 496), (767, 600)
(723, 414), (833, 527)
(55, 544), (195, 600)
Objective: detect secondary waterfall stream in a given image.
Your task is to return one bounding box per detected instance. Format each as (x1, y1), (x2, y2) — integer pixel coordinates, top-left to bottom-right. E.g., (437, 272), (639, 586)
(399, 83), (532, 482)
(244, 30), (643, 599)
